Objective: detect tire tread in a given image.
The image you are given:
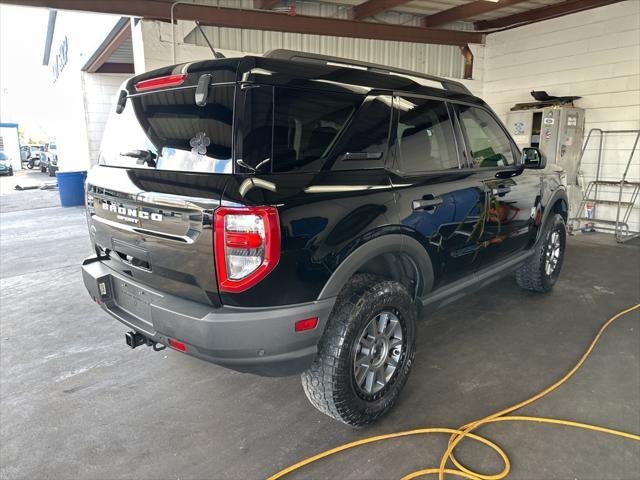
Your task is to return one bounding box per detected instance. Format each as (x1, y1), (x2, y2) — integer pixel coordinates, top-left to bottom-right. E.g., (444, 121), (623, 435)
(302, 274), (414, 426)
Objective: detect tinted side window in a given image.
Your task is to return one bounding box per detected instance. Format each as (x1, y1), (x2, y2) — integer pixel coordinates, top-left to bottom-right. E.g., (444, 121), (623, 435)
(272, 88), (362, 173)
(458, 105), (514, 167)
(331, 95), (392, 170)
(396, 96), (458, 173)
(236, 86), (274, 172)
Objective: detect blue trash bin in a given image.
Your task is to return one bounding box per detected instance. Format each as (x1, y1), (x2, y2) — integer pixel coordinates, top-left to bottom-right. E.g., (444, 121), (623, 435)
(56, 170), (87, 207)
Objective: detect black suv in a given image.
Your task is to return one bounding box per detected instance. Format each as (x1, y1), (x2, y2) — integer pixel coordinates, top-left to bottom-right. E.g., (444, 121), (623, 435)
(82, 50), (567, 425)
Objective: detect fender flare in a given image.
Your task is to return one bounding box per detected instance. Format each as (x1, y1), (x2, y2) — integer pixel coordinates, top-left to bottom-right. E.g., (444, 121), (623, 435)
(536, 187), (568, 244)
(317, 234), (434, 301)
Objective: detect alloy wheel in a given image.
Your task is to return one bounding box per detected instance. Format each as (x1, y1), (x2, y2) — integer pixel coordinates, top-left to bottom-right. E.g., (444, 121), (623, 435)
(353, 310), (404, 397)
(545, 230), (562, 276)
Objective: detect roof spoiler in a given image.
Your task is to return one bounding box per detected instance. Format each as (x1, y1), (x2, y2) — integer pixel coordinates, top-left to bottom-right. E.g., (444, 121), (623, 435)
(264, 49), (472, 95)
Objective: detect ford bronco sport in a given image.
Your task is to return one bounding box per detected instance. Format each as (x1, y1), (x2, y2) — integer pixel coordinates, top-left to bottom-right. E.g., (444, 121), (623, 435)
(82, 50), (568, 425)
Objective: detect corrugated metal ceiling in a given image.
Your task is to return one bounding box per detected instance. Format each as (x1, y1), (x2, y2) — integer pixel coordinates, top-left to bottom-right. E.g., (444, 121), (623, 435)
(265, 0), (568, 23)
(187, 0), (474, 79)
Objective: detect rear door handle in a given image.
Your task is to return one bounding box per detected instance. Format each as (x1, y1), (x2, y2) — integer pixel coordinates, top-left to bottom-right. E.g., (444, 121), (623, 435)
(492, 186), (511, 196)
(412, 197), (443, 211)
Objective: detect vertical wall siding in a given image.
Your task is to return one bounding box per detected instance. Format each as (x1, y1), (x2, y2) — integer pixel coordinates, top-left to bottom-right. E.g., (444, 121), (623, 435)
(81, 72), (129, 165)
(482, 1), (640, 233)
(183, 0), (467, 79)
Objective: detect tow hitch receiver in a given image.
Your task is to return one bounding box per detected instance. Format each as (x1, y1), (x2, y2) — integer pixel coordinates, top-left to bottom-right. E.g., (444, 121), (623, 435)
(125, 331), (167, 351)
(125, 331), (150, 349)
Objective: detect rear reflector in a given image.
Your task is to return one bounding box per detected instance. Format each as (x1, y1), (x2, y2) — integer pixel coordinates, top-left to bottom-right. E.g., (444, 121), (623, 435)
(135, 74), (187, 92)
(168, 338), (187, 352)
(295, 317), (318, 332)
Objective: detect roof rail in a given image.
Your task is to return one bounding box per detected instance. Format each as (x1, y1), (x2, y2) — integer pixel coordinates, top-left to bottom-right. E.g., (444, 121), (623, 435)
(264, 49), (472, 95)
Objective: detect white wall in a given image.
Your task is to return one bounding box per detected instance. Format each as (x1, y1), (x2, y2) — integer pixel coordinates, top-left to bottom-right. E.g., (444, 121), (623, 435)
(132, 19), (245, 74)
(81, 72), (130, 165)
(480, 0), (640, 232)
(47, 11), (123, 172)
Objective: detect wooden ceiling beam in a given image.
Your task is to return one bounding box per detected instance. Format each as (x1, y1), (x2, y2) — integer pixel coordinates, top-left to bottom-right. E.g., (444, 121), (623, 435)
(0, 0), (484, 46)
(422, 0), (528, 28)
(475, 0), (625, 30)
(348, 0), (413, 21)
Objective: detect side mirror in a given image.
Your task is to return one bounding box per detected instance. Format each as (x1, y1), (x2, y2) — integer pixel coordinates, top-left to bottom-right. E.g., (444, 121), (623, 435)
(522, 147), (546, 169)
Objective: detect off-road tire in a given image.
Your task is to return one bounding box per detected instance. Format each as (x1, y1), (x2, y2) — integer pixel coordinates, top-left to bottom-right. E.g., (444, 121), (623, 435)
(516, 213), (566, 293)
(301, 274), (416, 426)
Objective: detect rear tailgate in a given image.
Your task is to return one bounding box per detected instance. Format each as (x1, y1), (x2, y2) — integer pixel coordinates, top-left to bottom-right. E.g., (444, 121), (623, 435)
(86, 62), (239, 306)
(87, 168), (227, 306)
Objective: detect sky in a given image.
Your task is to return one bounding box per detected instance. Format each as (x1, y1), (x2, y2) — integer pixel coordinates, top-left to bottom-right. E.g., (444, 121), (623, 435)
(0, 4), (53, 140)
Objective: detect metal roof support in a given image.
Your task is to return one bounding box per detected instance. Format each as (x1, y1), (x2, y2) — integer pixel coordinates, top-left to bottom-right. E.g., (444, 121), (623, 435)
(459, 44), (473, 80)
(475, 0), (624, 30)
(422, 0), (527, 28)
(0, 0), (484, 47)
(348, 0), (413, 21)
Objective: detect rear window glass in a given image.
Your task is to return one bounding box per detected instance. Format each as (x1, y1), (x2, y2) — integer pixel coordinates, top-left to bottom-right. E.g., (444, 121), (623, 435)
(99, 85), (234, 173)
(236, 87), (364, 173)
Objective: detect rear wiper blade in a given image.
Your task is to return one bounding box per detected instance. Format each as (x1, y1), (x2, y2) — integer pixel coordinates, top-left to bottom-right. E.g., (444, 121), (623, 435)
(235, 159), (256, 172)
(236, 158), (270, 173)
(121, 150), (157, 168)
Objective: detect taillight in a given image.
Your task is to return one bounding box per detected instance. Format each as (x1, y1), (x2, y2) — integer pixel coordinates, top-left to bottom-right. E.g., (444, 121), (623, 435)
(214, 207), (281, 293)
(134, 74), (187, 92)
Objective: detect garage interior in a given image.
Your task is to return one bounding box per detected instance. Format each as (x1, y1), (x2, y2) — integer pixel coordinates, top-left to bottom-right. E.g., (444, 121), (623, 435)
(0, 1), (639, 479)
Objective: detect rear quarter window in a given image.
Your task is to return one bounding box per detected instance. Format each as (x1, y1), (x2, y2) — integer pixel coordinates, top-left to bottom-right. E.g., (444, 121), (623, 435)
(236, 87), (365, 173)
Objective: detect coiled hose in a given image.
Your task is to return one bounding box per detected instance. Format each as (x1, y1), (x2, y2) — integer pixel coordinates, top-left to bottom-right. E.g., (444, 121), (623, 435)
(267, 303), (640, 480)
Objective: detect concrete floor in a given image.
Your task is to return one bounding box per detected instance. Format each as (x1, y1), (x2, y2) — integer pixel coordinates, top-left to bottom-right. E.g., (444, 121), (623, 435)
(1, 180), (639, 480)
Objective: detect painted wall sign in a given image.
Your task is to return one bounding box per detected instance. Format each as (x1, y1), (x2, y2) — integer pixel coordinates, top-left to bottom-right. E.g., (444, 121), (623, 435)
(543, 117), (555, 125)
(51, 36), (69, 82)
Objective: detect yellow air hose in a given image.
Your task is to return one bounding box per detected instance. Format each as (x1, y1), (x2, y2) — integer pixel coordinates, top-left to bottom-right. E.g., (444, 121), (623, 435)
(267, 303), (640, 480)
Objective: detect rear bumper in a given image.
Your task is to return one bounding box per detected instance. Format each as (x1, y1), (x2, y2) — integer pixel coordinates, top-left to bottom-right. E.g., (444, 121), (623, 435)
(82, 256), (335, 376)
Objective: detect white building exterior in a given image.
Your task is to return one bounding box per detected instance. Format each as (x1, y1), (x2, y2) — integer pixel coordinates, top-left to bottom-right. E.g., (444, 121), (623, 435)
(43, 11), (134, 173)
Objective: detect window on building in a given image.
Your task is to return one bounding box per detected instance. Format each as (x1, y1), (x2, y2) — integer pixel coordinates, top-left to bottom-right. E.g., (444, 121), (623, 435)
(396, 96), (459, 173)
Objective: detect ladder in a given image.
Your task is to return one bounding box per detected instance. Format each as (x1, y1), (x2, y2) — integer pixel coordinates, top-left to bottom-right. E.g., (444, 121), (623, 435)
(569, 129), (640, 243)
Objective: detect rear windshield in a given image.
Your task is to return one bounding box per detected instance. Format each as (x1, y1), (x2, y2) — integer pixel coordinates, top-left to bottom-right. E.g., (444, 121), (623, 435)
(99, 85), (234, 173)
